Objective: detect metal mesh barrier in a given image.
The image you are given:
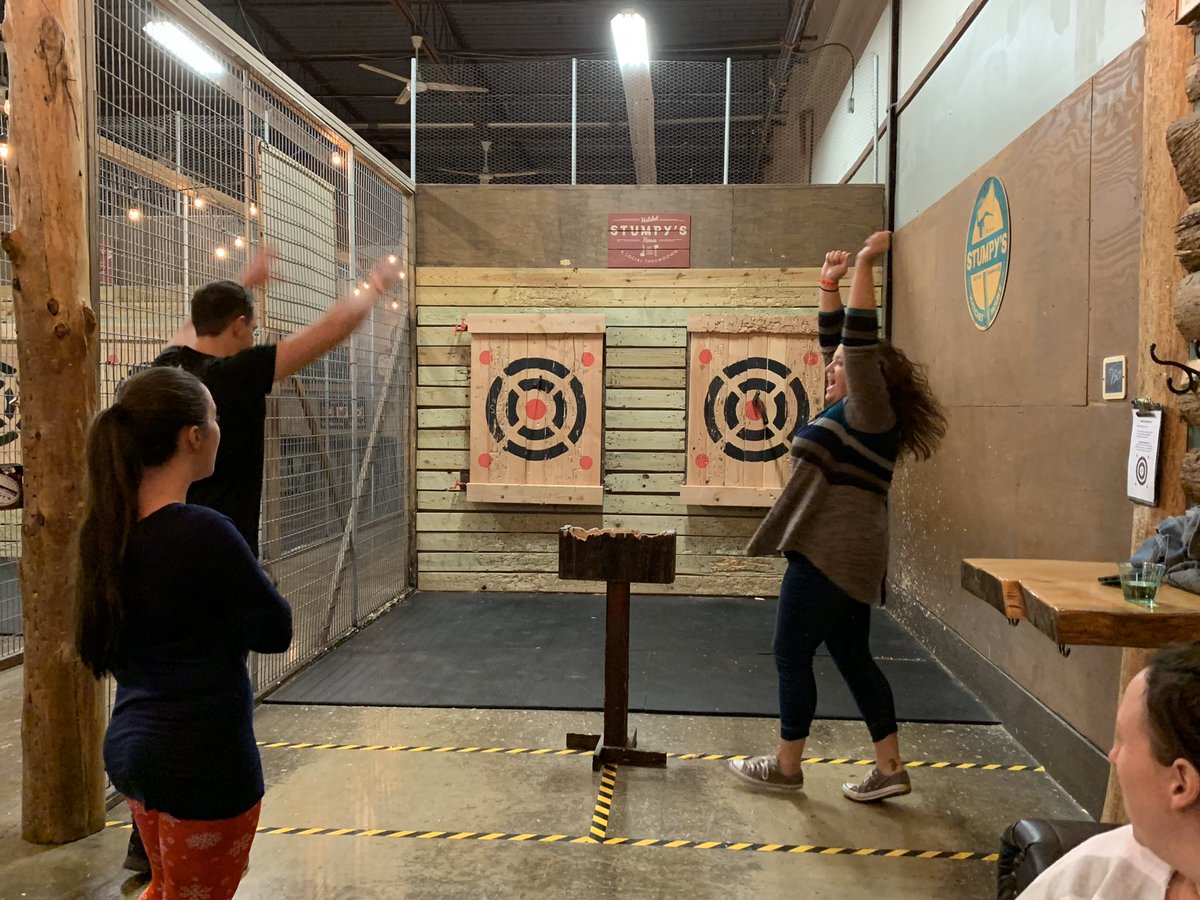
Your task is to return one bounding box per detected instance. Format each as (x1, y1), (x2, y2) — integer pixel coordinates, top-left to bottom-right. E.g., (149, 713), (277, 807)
(0, 0), (414, 680)
(410, 48), (881, 186)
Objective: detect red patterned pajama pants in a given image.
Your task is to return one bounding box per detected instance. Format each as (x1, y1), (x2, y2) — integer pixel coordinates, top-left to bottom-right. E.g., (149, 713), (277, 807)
(127, 798), (262, 900)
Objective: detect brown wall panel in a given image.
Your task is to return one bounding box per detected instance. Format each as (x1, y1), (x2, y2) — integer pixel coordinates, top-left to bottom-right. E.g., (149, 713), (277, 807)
(890, 43), (1143, 751)
(417, 184), (884, 269)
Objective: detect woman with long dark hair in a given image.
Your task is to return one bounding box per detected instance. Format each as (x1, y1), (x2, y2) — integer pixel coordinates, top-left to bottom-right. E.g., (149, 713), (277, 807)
(76, 366), (292, 899)
(731, 231), (947, 801)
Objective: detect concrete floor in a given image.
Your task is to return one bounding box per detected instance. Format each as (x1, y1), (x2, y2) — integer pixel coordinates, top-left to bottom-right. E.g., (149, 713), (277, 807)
(0, 665), (1089, 899)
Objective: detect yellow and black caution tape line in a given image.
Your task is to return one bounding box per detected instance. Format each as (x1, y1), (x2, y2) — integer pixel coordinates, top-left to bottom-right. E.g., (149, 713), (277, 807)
(590, 765), (618, 840)
(104, 820), (999, 863)
(256, 740), (1045, 774)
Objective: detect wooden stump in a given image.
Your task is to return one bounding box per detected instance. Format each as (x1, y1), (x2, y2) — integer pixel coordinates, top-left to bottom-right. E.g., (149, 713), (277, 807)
(1167, 111), (1200, 202)
(1175, 271), (1200, 340)
(560, 526), (676, 769)
(1176, 202), (1200, 271)
(1, 0), (105, 842)
(1183, 449), (1200, 505)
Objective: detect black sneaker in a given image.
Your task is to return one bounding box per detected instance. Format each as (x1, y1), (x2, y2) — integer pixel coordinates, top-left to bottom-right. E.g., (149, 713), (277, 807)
(123, 830), (151, 874)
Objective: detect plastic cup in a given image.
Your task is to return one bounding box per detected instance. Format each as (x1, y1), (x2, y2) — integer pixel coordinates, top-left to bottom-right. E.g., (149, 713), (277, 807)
(1118, 561), (1166, 608)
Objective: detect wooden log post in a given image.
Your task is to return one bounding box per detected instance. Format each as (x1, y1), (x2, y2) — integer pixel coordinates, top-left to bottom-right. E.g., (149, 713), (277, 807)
(1112, 0), (1195, 824)
(0, 0), (105, 842)
(1175, 271), (1200, 337)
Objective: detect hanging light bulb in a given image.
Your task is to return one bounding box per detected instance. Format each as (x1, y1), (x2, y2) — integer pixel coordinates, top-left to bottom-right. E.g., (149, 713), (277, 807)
(234, 236), (245, 249)
(330, 151), (344, 167)
(0, 143), (9, 162)
(127, 208), (142, 222)
(391, 301), (399, 310)
(354, 288), (361, 296)
(387, 254), (397, 265)
(214, 246), (228, 259)
(399, 271), (406, 280)
(249, 203), (258, 217)
(193, 196), (206, 210)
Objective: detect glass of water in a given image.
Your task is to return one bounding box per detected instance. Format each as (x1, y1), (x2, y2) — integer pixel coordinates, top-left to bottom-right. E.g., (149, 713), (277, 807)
(1118, 562), (1167, 608)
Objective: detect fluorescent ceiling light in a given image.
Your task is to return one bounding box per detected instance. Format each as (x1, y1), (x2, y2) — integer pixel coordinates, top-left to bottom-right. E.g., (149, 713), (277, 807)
(611, 11), (649, 68)
(144, 21), (223, 77)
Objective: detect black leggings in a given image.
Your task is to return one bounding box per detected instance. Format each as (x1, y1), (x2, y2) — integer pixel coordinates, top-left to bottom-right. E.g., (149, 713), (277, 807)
(774, 552), (898, 743)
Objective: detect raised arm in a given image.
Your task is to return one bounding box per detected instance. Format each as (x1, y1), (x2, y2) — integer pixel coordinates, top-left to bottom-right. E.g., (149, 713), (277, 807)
(818, 250), (850, 363)
(272, 257), (402, 382)
(841, 231), (895, 433)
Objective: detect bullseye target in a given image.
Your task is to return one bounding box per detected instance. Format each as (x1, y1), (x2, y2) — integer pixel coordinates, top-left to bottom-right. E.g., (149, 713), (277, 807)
(683, 316), (825, 508)
(0, 362), (20, 449)
(703, 357), (809, 463)
(468, 314), (605, 506)
(485, 357), (587, 462)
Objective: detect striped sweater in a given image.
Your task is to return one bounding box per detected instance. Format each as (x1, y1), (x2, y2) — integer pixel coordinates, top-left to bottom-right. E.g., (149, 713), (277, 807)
(745, 306), (899, 606)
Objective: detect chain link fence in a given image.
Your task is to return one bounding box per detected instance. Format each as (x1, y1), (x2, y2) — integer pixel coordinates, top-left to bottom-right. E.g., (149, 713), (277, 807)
(1, 0), (415, 683)
(407, 46), (881, 186)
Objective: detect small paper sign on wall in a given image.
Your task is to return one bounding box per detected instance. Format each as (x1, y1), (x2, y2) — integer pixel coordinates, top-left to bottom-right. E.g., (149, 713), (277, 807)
(1128, 405), (1163, 506)
(607, 214), (691, 268)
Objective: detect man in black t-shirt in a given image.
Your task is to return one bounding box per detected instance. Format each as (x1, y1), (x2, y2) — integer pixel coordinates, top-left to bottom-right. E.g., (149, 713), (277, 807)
(123, 251), (399, 872)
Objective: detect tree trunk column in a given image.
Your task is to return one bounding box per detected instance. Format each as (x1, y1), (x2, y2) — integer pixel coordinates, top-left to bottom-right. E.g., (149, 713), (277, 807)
(1, 0), (104, 843)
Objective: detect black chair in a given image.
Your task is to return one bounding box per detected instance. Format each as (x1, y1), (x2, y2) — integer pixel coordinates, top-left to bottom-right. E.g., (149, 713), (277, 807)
(997, 819), (1119, 899)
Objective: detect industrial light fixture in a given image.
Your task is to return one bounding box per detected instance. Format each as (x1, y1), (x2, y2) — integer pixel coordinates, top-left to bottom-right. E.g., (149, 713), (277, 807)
(143, 21), (223, 78)
(611, 11), (649, 68)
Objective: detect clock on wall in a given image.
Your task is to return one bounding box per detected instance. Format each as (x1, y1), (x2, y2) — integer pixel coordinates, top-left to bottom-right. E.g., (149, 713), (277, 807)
(0, 465), (24, 511)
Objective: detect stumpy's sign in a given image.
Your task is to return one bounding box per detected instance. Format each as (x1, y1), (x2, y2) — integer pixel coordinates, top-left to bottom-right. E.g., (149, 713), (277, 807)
(607, 214), (691, 268)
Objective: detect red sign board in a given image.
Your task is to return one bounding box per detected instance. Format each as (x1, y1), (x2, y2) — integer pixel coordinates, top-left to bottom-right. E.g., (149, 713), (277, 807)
(607, 214), (691, 268)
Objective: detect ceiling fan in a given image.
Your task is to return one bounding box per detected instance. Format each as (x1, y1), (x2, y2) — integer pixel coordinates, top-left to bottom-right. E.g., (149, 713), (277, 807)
(359, 35), (488, 106)
(439, 140), (542, 184)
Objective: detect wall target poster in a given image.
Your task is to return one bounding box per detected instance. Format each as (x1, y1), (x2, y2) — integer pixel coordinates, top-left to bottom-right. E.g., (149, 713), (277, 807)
(467, 314), (605, 505)
(681, 315), (825, 507)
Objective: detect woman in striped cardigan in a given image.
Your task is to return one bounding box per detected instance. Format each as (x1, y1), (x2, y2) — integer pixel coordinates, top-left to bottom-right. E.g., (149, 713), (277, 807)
(732, 231), (947, 801)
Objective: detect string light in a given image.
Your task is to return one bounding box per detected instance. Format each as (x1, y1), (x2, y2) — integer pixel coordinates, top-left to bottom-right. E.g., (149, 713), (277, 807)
(399, 271), (406, 280)
(391, 301), (399, 310)
(387, 255), (397, 264)
(353, 288), (361, 296)
(330, 151), (344, 167)
(249, 203), (258, 217)
(193, 196), (206, 210)
(214, 246), (227, 259)
(234, 236), (245, 249)
(127, 208), (142, 222)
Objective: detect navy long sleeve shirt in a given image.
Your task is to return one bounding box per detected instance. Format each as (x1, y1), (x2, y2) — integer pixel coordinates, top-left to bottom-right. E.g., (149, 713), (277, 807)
(103, 503), (292, 820)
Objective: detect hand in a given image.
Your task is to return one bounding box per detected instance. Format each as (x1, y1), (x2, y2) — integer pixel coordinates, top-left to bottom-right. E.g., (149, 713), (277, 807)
(239, 247), (275, 290)
(857, 231), (891, 262)
(367, 256), (402, 295)
(821, 250), (851, 283)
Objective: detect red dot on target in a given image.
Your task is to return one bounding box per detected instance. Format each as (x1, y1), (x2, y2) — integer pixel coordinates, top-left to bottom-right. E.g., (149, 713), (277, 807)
(581, 352), (596, 367)
(526, 399), (548, 420)
(746, 402), (762, 422)
(479, 350), (492, 365)
(478, 453), (492, 469)
(580, 456), (594, 471)
(699, 349), (713, 365)
(803, 351), (820, 366)
(696, 454), (710, 469)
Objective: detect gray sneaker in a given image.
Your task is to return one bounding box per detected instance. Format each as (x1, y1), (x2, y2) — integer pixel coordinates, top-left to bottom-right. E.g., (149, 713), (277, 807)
(842, 766), (912, 802)
(728, 756), (805, 791)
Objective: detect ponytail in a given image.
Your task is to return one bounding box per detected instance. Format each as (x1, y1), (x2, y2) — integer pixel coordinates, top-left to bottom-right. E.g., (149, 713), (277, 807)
(74, 367), (211, 677)
(76, 407), (141, 677)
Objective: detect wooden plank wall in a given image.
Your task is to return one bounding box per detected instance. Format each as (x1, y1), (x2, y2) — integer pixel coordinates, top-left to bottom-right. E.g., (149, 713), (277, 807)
(415, 184), (885, 596)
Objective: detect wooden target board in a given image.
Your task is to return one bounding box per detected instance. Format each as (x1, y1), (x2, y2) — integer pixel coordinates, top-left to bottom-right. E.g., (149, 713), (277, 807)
(681, 315), (825, 507)
(467, 314), (605, 505)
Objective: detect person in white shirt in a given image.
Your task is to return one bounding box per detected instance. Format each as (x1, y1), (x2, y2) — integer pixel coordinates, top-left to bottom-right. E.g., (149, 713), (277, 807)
(1020, 642), (1200, 899)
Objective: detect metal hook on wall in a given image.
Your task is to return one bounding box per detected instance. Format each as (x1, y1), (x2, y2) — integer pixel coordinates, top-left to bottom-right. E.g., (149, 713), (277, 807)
(1148, 342), (1200, 395)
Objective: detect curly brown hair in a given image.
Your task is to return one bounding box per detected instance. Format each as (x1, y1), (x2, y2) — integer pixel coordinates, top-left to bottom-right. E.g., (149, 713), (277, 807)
(877, 339), (947, 461)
